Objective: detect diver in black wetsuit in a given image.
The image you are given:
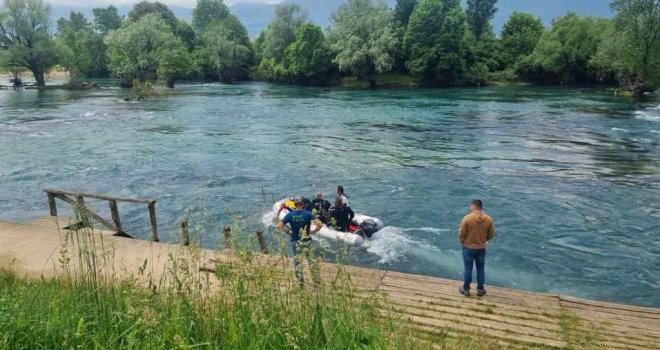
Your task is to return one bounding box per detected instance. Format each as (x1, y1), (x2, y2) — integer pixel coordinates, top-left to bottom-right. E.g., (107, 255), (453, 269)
(329, 197), (355, 232)
(310, 192), (331, 222)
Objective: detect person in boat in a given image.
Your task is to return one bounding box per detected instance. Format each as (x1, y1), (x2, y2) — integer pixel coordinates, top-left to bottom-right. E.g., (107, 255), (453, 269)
(336, 185), (350, 206)
(458, 199), (496, 297)
(277, 197), (322, 284)
(310, 192), (331, 223)
(329, 197), (355, 232)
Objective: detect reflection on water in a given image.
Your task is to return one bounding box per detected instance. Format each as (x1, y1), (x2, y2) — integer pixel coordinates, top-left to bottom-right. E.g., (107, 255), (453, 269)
(0, 83), (659, 307)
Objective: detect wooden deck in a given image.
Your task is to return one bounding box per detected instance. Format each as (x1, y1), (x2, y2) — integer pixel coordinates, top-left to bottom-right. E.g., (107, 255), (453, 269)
(0, 216), (658, 349)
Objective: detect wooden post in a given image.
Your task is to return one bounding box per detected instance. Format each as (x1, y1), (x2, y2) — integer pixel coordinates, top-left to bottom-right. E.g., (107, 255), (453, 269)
(256, 230), (268, 255)
(181, 220), (190, 246)
(223, 225), (232, 249)
(47, 193), (57, 216)
(148, 202), (159, 242)
(108, 200), (122, 233)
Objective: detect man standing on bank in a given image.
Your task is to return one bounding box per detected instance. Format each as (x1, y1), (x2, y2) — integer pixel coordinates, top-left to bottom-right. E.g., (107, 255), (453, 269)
(277, 197), (323, 284)
(458, 199), (496, 297)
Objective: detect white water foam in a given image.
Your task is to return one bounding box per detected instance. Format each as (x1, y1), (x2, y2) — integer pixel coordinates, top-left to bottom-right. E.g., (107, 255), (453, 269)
(261, 210), (276, 228)
(364, 226), (443, 264)
(634, 104), (660, 121)
(610, 127), (629, 132)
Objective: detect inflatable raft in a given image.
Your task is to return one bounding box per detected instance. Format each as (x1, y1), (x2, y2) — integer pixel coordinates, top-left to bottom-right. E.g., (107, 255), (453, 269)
(273, 198), (384, 246)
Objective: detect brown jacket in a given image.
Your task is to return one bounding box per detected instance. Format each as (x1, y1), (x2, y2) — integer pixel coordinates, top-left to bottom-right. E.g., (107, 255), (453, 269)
(459, 211), (496, 249)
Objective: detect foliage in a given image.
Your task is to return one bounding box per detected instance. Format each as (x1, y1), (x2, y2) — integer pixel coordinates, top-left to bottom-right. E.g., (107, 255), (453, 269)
(404, 0), (466, 85)
(284, 23), (336, 84)
(0, 0), (58, 86)
(591, 0), (660, 95)
(328, 0), (398, 87)
(393, 0), (420, 26)
(255, 3), (307, 80)
(518, 13), (610, 85)
(466, 0), (498, 40)
(128, 1), (195, 50)
(501, 12), (544, 67)
(105, 13), (192, 88)
(194, 18), (253, 83)
(93, 5), (123, 34)
(192, 0), (230, 33)
(56, 12), (94, 87)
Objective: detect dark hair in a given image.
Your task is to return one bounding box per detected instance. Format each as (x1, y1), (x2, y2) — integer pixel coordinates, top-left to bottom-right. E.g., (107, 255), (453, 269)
(471, 199), (483, 210)
(334, 197), (343, 205)
(337, 185), (344, 193)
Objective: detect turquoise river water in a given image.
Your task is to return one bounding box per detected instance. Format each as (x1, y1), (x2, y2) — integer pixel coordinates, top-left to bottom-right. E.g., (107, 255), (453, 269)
(0, 82), (658, 307)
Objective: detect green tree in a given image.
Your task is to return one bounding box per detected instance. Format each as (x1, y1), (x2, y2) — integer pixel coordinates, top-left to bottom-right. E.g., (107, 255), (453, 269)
(466, 0), (497, 40)
(519, 13), (609, 84)
(501, 12), (544, 67)
(194, 16), (253, 83)
(256, 3), (307, 78)
(284, 23), (335, 84)
(93, 5), (123, 34)
(192, 0), (230, 32)
(328, 0), (398, 87)
(0, 0), (58, 86)
(404, 0), (466, 85)
(127, 1), (195, 50)
(56, 12), (94, 87)
(105, 13), (192, 88)
(393, 0), (419, 26)
(592, 0), (660, 95)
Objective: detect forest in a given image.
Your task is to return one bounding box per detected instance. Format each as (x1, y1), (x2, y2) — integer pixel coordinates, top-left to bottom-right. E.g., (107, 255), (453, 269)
(0, 0), (659, 96)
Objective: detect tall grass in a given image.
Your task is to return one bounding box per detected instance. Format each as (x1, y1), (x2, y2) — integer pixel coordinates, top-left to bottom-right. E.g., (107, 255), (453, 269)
(0, 206), (426, 349)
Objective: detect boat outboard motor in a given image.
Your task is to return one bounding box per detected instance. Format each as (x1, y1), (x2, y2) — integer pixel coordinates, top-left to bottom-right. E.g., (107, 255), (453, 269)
(356, 219), (379, 239)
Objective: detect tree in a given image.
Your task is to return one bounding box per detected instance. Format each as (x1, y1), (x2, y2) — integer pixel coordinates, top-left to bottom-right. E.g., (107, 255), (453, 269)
(592, 0), (660, 96)
(192, 0), (229, 32)
(404, 0), (465, 85)
(328, 0), (398, 87)
(105, 13), (192, 88)
(128, 2), (196, 51)
(519, 14), (609, 85)
(0, 0), (58, 86)
(284, 23), (335, 84)
(56, 12), (94, 87)
(466, 0), (497, 40)
(93, 5), (123, 34)
(501, 12), (544, 67)
(393, 0), (419, 26)
(258, 4), (307, 64)
(194, 15), (253, 83)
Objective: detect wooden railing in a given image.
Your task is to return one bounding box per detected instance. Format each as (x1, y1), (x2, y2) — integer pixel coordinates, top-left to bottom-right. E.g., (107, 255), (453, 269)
(44, 189), (160, 242)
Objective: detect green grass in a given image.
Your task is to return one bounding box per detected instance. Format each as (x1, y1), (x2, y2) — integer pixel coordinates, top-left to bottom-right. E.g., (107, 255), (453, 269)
(0, 220), (425, 350)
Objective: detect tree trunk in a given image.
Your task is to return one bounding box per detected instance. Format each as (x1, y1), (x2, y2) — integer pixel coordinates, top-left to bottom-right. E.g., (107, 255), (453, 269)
(367, 74), (378, 88)
(32, 69), (46, 87)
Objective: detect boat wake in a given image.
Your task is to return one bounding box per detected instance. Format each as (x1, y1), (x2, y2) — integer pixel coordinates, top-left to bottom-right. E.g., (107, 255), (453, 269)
(261, 210), (446, 264)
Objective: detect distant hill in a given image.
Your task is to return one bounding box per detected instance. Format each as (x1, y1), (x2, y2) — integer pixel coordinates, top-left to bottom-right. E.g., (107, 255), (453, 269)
(50, 0), (613, 38)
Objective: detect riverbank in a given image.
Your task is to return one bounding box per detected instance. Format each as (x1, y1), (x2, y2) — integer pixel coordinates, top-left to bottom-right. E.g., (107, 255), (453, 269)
(0, 215), (658, 349)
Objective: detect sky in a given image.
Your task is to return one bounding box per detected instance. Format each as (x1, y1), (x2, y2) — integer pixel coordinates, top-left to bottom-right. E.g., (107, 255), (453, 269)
(45, 0), (282, 7)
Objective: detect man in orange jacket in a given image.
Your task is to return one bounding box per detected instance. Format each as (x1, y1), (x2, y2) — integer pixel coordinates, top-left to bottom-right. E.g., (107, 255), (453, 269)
(458, 199), (496, 297)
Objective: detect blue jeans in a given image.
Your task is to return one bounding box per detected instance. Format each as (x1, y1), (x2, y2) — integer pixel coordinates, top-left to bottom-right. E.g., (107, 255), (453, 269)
(462, 246), (486, 291)
(291, 240), (319, 284)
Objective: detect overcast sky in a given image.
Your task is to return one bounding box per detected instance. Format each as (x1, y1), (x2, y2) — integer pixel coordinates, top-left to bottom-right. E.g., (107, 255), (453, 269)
(46, 0), (283, 7)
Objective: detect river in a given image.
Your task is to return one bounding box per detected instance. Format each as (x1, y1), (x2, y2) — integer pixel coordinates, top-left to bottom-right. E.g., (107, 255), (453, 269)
(1, 82), (658, 307)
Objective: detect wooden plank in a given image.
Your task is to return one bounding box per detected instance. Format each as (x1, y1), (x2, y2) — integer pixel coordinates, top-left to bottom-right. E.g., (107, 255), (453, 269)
(148, 202), (159, 242)
(47, 193), (57, 216)
(44, 189), (155, 205)
(53, 194), (117, 232)
(108, 200), (122, 233)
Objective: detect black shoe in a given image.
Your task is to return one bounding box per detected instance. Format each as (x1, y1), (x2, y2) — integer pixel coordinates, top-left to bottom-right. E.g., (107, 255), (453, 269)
(459, 286), (470, 296)
(477, 289), (486, 297)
